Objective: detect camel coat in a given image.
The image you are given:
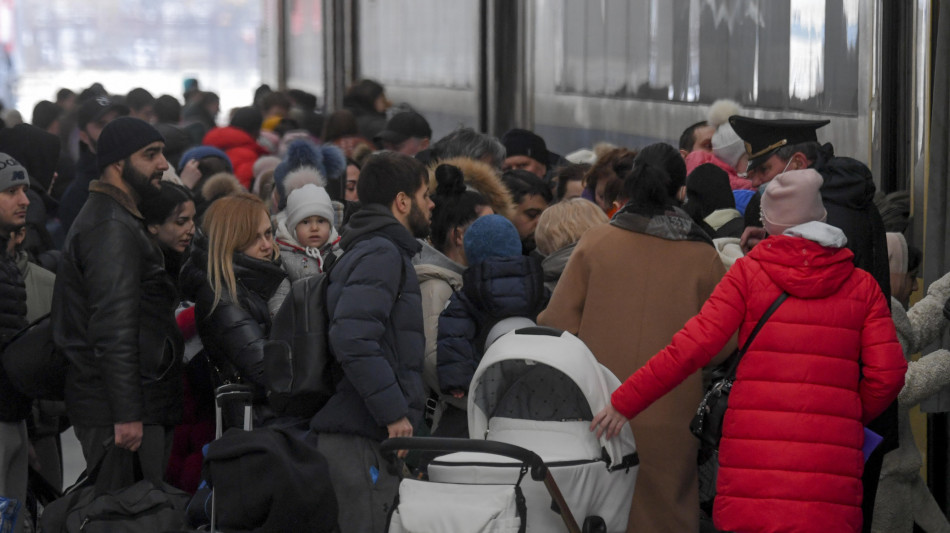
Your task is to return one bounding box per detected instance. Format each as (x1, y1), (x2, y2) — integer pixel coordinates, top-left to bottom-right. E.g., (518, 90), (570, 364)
(538, 221), (729, 533)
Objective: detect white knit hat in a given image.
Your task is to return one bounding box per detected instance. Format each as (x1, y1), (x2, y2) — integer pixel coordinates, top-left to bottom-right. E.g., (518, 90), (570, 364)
(284, 184), (335, 231)
(712, 123), (746, 170)
(760, 169), (827, 236)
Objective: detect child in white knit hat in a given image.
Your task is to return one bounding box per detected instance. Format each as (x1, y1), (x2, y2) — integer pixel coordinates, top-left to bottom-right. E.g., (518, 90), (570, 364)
(275, 183), (341, 281)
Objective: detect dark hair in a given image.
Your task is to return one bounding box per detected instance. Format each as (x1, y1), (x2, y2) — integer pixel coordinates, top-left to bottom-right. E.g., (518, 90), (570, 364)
(432, 127), (506, 169)
(253, 84), (272, 108)
(430, 164), (489, 252)
(678, 120), (708, 152)
(141, 182), (195, 226)
(154, 95), (182, 123)
(584, 148), (636, 197)
(343, 79), (386, 113)
(501, 170), (554, 205)
(55, 88), (75, 104)
(907, 244), (923, 275)
(357, 152), (427, 207)
(322, 110), (359, 142)
(272, 117), (300, 138)
(554, 163), (590, 201)
(198, 91), (220, 108)
(261, 91), (291, 113)
(623, 159), (674, 212)
(126, 88), (155, 112)
(287, 89), (318, 111)
(630, 143), (686, 200)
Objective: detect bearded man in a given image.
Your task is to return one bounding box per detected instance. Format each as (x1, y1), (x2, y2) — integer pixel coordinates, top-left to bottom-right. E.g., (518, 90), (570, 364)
(52, 117), (183, 483)
(311, 152), (433, 533)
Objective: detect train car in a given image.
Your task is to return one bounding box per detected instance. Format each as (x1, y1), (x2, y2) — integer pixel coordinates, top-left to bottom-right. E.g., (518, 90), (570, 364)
(261, 0), (950, 512)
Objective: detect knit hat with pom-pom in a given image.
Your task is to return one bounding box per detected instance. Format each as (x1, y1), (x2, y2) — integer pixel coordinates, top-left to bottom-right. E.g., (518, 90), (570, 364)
(273, 140), (346, 209)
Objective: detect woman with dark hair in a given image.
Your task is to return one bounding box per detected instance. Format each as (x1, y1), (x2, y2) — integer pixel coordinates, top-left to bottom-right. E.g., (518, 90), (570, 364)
(538, 143), (730, 533)
(141, 182), (197, 282)
(322, 110), (374, 160)
(415, 164), (492, 435)
(342, 79), (391, 141)
(501, 170), (553, 255)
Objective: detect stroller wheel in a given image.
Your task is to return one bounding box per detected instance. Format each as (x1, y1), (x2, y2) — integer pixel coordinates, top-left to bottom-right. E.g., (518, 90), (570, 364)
(582, 515), (606, 533)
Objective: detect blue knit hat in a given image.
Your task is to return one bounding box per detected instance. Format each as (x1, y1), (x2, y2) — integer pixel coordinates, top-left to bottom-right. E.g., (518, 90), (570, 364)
(464, 214), (522, 267)
(273, 140), (346, 209)
(178, 145), (233, 174)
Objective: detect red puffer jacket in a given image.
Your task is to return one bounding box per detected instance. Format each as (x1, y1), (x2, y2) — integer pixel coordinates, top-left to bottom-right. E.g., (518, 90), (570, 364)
(202, 126), (269, 189)
(611, 233), (906, 533)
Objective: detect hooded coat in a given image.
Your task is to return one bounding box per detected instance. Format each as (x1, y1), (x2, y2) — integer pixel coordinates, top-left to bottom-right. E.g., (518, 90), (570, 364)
(538, 206), (730, 533)
(436, 255), (547, 394)
(428, 157), (515, 220)
(413, 241), (465, 409)
(310, 204), (426, 441)
(202, 126), (270, 189)
(610, 223), (906, 533)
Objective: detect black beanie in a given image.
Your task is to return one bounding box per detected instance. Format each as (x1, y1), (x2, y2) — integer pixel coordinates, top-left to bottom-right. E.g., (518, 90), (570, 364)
(501, 128), (549, 164)
(97, 117), (164, 171)
(685, 163), (735, 220)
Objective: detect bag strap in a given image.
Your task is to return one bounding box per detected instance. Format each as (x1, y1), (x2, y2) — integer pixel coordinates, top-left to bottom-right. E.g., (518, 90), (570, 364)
(724, 292), (789, 377)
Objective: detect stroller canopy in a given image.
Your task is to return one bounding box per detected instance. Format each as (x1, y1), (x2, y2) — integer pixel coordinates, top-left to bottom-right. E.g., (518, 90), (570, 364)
(468, 327), (637, 469)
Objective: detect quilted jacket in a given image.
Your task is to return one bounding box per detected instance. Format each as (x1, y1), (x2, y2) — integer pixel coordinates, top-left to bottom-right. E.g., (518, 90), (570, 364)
(202, 126), (269, 189)
(611, 224), (906, 533)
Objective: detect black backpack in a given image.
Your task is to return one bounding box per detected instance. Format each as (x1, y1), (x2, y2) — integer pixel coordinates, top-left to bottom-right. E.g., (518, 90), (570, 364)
(264, 267), (338, 419)
(1, 313), (67, 400)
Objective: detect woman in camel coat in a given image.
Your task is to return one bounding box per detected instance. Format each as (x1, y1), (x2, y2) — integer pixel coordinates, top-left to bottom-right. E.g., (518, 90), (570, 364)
(539, 143), (730, 533)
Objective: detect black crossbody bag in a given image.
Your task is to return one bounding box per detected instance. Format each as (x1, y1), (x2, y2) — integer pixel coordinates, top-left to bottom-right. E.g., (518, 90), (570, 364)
(690, 292), (788, 511)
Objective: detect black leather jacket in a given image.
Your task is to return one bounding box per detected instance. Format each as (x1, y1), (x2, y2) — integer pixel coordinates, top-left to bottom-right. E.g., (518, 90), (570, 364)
(0, 234), (29, 422)
(52, 181), (183, 427)
(180, 233), (287, 400)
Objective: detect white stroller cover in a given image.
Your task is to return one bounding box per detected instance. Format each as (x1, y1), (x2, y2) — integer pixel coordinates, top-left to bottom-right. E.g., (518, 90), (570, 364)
(428, 327), (638, 532)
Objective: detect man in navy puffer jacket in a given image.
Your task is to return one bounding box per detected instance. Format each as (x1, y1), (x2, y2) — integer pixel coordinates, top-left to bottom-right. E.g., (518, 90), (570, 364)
(311, 151), (432, 533)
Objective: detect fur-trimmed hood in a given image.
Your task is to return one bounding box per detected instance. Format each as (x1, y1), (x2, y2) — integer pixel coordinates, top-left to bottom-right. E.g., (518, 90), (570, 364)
(428, 156), (515, 220)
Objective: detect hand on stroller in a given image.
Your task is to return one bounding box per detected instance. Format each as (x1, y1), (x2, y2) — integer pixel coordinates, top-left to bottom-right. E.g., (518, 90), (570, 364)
(590, 404), (628, 440)
(387, 417), (414, 458)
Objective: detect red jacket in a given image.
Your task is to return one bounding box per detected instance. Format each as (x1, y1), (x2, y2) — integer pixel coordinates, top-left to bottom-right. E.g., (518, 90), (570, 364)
(611, 233), (906, 533)
(202, 127), (269, 189)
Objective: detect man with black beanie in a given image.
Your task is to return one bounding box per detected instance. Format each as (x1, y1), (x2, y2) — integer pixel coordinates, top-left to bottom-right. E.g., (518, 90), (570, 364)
(52, 117), (183, 483)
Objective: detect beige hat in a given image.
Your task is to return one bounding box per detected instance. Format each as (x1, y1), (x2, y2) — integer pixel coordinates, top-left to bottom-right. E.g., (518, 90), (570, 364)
(760, 169), (827, 235)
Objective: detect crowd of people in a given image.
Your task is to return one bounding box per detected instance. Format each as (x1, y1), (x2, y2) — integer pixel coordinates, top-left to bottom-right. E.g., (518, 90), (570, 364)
(0, 78), (946, 533)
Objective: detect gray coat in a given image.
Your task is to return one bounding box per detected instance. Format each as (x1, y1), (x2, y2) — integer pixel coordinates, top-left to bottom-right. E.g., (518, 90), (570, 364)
(872, 273), (950, 533)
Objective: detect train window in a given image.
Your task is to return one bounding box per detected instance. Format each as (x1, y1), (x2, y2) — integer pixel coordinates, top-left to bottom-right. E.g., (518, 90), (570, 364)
(285, 0), (325, 95)
(548, 0), (860, 115)
(359, 0), (478, 89)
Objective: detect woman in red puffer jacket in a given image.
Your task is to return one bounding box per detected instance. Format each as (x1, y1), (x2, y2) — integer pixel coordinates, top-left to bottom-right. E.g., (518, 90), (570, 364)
(593, 169), (907, 533)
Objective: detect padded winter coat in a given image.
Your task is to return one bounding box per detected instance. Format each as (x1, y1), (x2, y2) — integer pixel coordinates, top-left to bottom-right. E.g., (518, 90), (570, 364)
(310, 204), (426, 441)
(0, 234), (29, 422)
(202, 126), (269, 189)
(53, 181), (183, 427)
(437, 255), (547, 393)
(611, 230), (906, 533)
(179, 234), (287, 400)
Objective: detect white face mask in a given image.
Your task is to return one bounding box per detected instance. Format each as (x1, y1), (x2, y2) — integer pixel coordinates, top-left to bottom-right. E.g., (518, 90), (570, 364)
(759, 158), (794, 195)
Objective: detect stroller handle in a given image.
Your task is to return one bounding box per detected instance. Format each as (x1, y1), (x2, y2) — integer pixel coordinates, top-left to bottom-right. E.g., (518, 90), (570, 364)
(381, 437), (548, 481)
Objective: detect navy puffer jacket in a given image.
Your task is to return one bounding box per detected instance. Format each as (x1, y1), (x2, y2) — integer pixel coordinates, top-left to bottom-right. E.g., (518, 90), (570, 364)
(436, 255), (547, 394)
(310, 204), (426, 441)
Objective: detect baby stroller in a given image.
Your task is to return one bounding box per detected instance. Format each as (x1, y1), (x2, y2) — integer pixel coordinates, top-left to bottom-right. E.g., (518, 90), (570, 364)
(385, 326), (639, 532)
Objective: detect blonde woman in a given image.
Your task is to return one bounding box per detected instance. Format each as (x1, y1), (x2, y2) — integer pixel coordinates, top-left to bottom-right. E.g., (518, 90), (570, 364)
(534, 198), (609, 292)
(180, 193), (289, 419)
